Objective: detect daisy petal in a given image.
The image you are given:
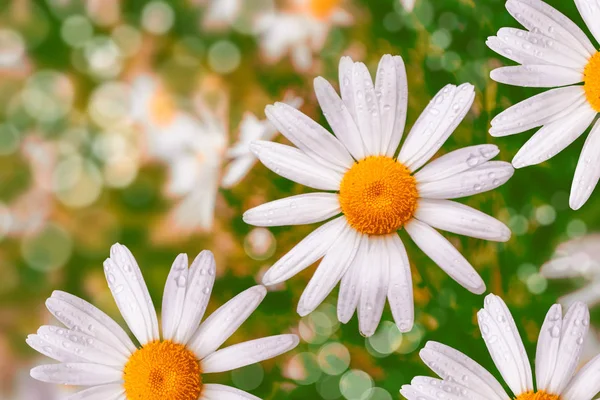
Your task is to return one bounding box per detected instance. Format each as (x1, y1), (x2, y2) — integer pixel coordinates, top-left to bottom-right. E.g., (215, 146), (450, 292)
(490, 86), (586, 137)
(420, 341), (510, 400)
(490, 28), (587, 69)
(66, 384), (125, 400)
(415, 199), (511, 242)
(408, 376), (490, 400)
(400, 83), (475, 171)
(104, 243), (159, 345)
(481, 294), (534, 393)
(535, 304), (563, 392)
(374, 54), (398, 155)
(339, 56), (358, 124)
(30, 363), (122, 386)
(548, 302), (590, 394)
(487, 36), (551, 66)
(506, 0), (596, 57)
(352, 62), (383, 155)
(512, 104), (596, 168)
(400, 384), (436, 400)
(250, 141), (342, 191)
(243, 193), (341, 227)
(189, 285), (267, 360)
(490, 65), (583, 88)
(46, 291), (136, 355)
(173, 251), (216, 344)
(574, 0), (600, 45)
(562, 354), (600, 400)
(405, 219), (485, 294)
(262, 216), (346, 286)
(386, 234), (414, 333)
(337, 236), (366, 324)
(27, 334), (87, 364)
(313, 76), (365, 160)
(297, 223), (361, 316)
(265, 102), (353, 172)
(387, 56), (409, 156)
(201, 384), (261, 400)
(358, 237), (390, 337)
(34, 326), (127, 367)
(162, 253), (189, 341)
(418, 161), (514, 199)
(560, 282), (600, 309)
(201, 334), (299, 374)
(570, 119), (600, 210)
(415, 144), (500, 183)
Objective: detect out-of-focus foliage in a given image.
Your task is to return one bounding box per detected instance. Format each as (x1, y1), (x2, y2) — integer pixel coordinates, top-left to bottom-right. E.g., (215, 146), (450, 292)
(1, 0), (599, 399)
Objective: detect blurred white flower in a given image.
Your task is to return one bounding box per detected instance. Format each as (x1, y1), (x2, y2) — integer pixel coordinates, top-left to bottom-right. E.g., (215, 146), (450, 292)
(203, 0), (242, 29)
(541, 233), (600, 308)
(6, 364), (72, 400)
(255, 0), (353, 71)
(398, 0), (416, 12)
(222, 93), (303, 188)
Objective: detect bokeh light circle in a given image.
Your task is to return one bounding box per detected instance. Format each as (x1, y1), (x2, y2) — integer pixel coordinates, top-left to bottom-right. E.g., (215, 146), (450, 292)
(318, 342), (351, 375)
(21, 71), (74, 123)
(208, 40), (241, 74)
(339, 370), (373, 400)
(142, 1), (175, 35)
(0, 29), (25, 67)
(21, 223), (73, 272)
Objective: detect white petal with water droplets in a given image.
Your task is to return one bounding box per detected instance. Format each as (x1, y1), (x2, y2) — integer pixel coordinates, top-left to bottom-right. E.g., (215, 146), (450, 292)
(189, 285), (267, 360)
(66, 384), (125, 400)
(337, 236), (366, 324)
(261, 216), (346, 285)
(352, 62), (383, 155)
(387, 56), (409, 156)
(297, 223), (361, 316)
(418, 161), (514, 199)
(374, 54), (397, 156)
(415, 199), (511, 242)
(339, 56), (358, 126)
(250, 140), (342, 191)
(490, 86), (586, 137)
(358, 237), (390, 337)
(490, 65), (582, 87)
(314, 76), (365, 160)
(562, 353), (600, 400)
(243, 193), (341, 227)
(407, 376), (490, 400)
(415, 144), (500, 183)
(570, 119), (600, 210)
(506, 0), (595, 57)
(512, 103), (596, 169)
(386, 234), (413, 333)
(574, 0), (600, 48)
(30, 363), (122, 386)
(201, 334), (299, 373)
(46, 291), (136, 356)
(548, 301), (590, 394)
(535, 304), (563, 391)
(173, 251), (216, 344)
(26, 334), (87, 364)
(405, 219), (485, 294)
(162, 253), (189, 341)
(420, 341), (510, 400)
(201, 384), (261, 400)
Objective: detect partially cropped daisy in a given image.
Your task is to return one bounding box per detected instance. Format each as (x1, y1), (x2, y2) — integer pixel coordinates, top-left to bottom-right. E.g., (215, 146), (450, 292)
(487, 0), (600, 210)
(27, 243), (299, 399)
(244, 54), (513, 336)
(255, 0), (353, 71)
(222, 94), (303, 188)
(541, 233), (600, 308)
(401, 294), (600, 400)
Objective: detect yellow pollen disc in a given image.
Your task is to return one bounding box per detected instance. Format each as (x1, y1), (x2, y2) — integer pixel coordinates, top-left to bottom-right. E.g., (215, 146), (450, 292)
(339, 156), (418, 235)
(308, 0), (341, 19)
(123, 341), (201, 400)
(584, 51), (600, 112)
(149, 86), (177, 127)
(514, 391), (560, 400)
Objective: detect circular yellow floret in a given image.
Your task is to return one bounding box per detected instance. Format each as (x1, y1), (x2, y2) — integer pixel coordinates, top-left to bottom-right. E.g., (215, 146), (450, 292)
(584, 51), (600, 112)
(514, 391), (560, 400)
(309, 0), (341, 19)
(149, 86), (177, 127)
(339, 156), (418, 235)
(123, 341), (201, 400)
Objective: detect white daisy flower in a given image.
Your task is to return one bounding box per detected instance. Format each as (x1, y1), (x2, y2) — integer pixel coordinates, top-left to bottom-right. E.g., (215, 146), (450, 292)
(487, 0), (600, 210)
(401, 294), (599, 400)
(26, 243), (299, 399)
(541, 233), (600, 308)
(243, 54), (514, 336)
(222, 94), (303, 188)
(255, 0), (353, 71)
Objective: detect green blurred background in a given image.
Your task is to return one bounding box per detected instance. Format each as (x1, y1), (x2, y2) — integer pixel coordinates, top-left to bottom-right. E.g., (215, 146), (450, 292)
(1, 0), (599, 399)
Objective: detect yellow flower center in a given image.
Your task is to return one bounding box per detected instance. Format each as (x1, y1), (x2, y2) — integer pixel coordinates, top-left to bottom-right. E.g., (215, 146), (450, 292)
(584, 51), (600, 112)
(149, 86), (177, 127)
(514, 391), (560, 400)
(338, 156), (418, 235)
(123, 341), (201, 400)
(308, 0), (341, 19)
